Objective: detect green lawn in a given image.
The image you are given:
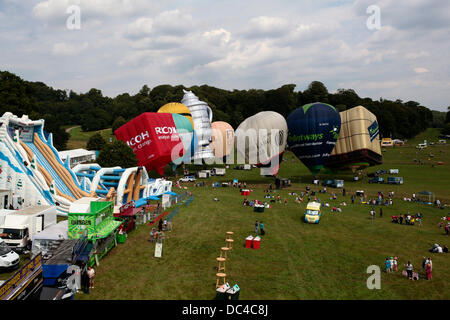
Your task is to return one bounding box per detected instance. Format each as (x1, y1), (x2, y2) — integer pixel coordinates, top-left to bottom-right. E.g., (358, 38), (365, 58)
(74, 128), (449, 300)
(3, 129), (448, 299)
(65, 126), (115, 150)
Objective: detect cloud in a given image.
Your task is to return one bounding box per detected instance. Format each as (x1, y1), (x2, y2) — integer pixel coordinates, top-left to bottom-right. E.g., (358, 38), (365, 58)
(243, 16), (291, 39)
(0, 0), (448, 111)
(52, 41), (89, 56)
(414, 67), (429, 74)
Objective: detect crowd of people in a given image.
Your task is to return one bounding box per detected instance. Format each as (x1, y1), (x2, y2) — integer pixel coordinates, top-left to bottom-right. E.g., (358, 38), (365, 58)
(384, 256), (435, 281)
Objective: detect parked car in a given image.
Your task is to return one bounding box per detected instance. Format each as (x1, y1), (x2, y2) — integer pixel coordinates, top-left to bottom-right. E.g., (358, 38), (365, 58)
(322, 179), (344, 188)
(179, 176), (196, 182)
(369, 177), (384, 184)
(387, 177), (403, 185)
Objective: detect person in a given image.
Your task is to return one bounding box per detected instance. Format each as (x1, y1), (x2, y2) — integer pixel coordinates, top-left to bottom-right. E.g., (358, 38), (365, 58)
(163, 219), (168, 230)
(81, 267), (90, 294)
(255, 220), (259, 235)
(87, 266), (95, 289)
(405, 261), (413, 280)
(259, 221), (265, 236)
(399, 215), (403, 224)
(379, 208), (383, 218)
(370, 209), (375, 221)
(351, 195), (355, 204)
(422, 257), (427, 271)
(385, 258), (391, 273)
(389, 257), (394, 272)
(425, 261), (432, 280)
(393, 257), (398, 271)
(158, 218), (163, 232)
(342, 188), (346, 197)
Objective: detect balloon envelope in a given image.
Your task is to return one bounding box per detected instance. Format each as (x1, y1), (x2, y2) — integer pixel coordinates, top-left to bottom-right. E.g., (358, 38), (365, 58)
(325, 105), (382, 171)
(115, 113), (194, 175)
(287, 102), (341, 174)
(158, 102), (195, 129)
(235, 111), (287, 175)
(210, 121), (234, 159)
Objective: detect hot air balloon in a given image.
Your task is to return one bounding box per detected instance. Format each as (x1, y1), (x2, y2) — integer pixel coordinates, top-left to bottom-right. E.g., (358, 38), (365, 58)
(325, 106), (382, 172)
(158, 102), (195, 130)
(158, 102), (198, 162)
(210, 121), (234, 161)
(181, 90), (215, 161)
(114, 113), (194, 175)
(235, 111), (287, 176)
(287, 102), (341, 175)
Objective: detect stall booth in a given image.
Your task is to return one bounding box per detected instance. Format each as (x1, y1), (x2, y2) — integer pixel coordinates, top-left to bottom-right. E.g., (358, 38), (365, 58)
(114, 202), (139, 234)
(418, 191), (435, 205)
(68, 198), (122, 267)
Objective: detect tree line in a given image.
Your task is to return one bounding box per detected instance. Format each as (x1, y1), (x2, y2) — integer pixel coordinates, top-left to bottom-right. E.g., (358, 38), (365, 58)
(1, 70), (444, 151)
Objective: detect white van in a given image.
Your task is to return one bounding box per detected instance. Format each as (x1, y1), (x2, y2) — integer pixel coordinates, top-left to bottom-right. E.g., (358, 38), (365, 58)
(0, 206), (57, 253)
(0, 238), (20, 271)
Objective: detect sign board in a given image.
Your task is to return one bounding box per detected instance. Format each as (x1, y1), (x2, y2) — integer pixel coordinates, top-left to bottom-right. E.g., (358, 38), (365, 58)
(154, 242), (163, 258)
(0, 253), (43, 300)
(162, 194), (171, 209)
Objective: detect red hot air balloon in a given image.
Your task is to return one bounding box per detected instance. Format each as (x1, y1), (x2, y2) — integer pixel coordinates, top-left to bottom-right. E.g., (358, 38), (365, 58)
(115, 113), (191, 175)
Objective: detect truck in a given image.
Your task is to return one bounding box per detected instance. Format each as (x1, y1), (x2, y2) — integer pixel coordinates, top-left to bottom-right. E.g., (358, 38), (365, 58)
(0, 206), (57, 253)
(304, 202), (321, 224)
(212, 168), (226, 176)
(198, 170), (211, 179)
(0, 238), (20, 271)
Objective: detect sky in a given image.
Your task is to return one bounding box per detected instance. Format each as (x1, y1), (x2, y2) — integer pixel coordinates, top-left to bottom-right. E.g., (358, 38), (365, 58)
(0, 0), (449, 111)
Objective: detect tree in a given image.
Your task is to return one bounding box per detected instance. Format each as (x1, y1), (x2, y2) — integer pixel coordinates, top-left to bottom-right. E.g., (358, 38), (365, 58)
(441, 123), (450, 135)
(112, 116), (127, 134)
(446, 106), (450, 124)
(96, 140), (138, 168)
(87, 133), (106, 151)
(302, 81), (329, 103)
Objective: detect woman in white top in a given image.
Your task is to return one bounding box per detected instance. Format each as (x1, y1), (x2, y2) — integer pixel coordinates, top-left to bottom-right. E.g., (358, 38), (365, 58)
(87, 266), (95, 289)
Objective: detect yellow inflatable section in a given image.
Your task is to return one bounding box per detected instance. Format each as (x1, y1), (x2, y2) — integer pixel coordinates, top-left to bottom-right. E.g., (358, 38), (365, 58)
(158, 102), (195, 129)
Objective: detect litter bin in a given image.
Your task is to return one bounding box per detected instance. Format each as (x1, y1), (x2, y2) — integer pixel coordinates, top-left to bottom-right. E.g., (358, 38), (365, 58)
(117, 233), (127, 244)
(253, 205), (264, 213)
(245, 236), (254, 249)
(226, 284), (240, 300)
(252, 236), (261, 250)
(215, 283), (231, 300)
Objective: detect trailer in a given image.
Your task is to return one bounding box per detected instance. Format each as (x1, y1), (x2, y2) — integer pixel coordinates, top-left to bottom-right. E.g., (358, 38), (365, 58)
(212, 168), (226, 176)
(0, 206), (57, 253)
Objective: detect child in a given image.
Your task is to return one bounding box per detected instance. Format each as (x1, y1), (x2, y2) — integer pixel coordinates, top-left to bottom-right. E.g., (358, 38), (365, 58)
(385, 258), (391, 273)
(389, 257), (395, 272)
(393, 257), (398, 271)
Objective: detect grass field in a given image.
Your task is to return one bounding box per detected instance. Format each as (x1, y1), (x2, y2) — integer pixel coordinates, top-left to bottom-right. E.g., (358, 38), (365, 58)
(64, 126), (115, 150)
(1, 128), (448, 299)
(72, 128), (449, 300)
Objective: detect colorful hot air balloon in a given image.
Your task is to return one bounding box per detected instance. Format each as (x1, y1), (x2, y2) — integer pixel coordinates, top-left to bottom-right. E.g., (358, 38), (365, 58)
(235, 111), (287, 176)
(287, 102), (341, 175)
(114, 113), (194, 175)
(158, 102), (198, 162)
(210, 121), (234, 160)
(158, 102), (195, 130)
(325, 106), (382, 172)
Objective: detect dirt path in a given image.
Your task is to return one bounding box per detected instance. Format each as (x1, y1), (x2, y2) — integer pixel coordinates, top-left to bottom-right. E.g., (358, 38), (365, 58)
(65, 125), (81, 133)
